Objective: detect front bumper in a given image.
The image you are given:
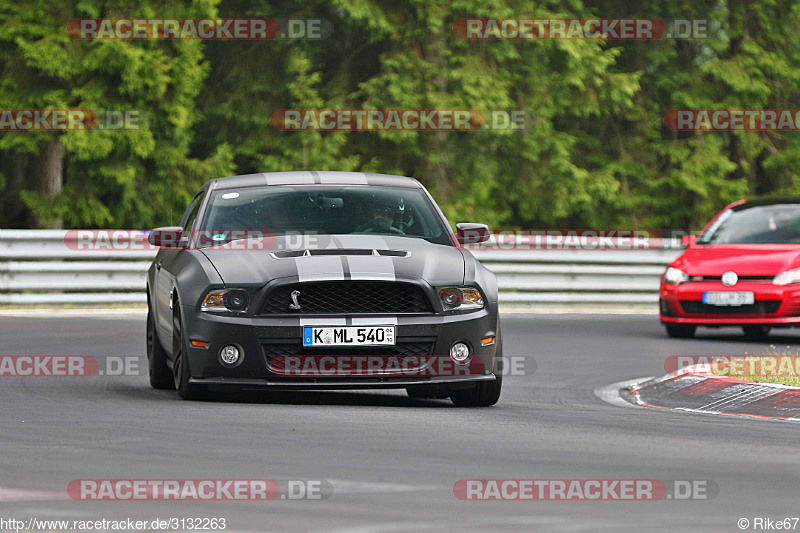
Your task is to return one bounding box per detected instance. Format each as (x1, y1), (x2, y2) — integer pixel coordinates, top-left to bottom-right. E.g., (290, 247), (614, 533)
(659, 281), (800, 325)
(180, 305), (500, 389)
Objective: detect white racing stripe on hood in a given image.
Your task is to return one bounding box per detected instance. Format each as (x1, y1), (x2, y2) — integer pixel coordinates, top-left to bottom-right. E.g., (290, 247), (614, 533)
(296, 256), (345, 282)
(317, 171), (368, 184)
(337, 235), (396, 281)
(348, 256), (395, 281)
(335, 235), (388, 249)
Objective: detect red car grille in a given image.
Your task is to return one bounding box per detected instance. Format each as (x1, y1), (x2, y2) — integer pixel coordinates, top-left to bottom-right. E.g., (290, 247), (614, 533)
(688, 275), (774, 283)
(679, 300), (781, 315)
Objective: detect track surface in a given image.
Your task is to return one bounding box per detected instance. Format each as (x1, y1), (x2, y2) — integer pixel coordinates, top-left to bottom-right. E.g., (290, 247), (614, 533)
(1, 312), (799, 532)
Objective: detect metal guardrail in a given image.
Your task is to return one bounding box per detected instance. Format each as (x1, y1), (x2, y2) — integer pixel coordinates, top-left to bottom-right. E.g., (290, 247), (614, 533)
(0, 230), (682, 306)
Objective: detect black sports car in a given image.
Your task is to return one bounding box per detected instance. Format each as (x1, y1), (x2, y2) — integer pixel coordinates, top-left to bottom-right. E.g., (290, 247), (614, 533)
(146, 171), (502, 406)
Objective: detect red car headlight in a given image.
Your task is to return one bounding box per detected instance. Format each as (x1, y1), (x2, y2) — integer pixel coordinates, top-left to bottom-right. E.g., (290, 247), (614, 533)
(773, 268), (800, 285)
(664, 267), (689, 285)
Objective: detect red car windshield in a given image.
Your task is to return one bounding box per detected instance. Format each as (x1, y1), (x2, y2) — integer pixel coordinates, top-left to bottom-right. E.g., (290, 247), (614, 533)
(698, 204), (800, 244)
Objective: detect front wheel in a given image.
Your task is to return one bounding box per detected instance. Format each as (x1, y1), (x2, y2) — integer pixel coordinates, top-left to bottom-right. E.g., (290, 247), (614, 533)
(450, 373), (502, 407)
(406, 386), (449, 399)
(450, 331), (503, 407)
(172, 306), (206, 400)
(147, 306), (174, 390)
(665, 324), (696, 338)
(742, 325), (771, 340)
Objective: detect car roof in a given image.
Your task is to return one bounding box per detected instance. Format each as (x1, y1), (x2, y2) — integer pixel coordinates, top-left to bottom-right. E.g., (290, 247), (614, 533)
(739, 196), (800, 208)
(206, 171), (423, 191)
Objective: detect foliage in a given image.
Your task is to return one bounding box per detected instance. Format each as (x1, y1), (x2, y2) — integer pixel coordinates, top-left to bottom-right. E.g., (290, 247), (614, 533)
(1, 0), (799, 231)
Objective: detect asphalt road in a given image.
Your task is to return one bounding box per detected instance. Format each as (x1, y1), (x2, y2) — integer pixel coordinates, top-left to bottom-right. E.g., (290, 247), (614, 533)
(1, 312), (799, 532)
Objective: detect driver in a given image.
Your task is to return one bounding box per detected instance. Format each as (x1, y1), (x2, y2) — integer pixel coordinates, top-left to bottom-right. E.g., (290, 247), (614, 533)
(354, 201), (404, 234)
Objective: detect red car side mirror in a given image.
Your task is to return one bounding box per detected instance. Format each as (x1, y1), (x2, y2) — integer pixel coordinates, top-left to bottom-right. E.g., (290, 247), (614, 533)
(148, 226), (185, 248)
(680, 234), (697, 247)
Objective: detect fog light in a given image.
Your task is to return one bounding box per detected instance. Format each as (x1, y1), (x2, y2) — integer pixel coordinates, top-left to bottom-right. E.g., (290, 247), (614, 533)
(450, 342), (471, 364)
(219, 344), (241, 366)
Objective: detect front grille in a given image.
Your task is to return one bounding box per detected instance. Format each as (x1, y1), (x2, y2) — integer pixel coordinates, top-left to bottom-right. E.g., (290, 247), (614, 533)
(679, 300), (782, 315)
(262, 282), (433, 314)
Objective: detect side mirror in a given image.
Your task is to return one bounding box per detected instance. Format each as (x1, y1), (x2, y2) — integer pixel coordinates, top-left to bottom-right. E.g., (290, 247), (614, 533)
(681, 234), (697, 247)
(148, 226), (185, 248)
(456, 223), (491, 244)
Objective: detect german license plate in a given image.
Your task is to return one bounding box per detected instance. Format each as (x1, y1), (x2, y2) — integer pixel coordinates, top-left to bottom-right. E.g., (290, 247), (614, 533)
(702, 292), (755, 306)
(303, 326), (396, 346)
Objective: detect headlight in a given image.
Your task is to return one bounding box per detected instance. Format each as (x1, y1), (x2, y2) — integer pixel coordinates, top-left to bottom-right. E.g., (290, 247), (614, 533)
(774, 268), (800, 285)
(201, 289), (249, 312)
(437, 287), (484, 311)
(664, 267), (689, 285)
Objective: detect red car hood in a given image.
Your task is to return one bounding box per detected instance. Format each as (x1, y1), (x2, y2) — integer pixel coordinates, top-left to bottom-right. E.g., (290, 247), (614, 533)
(674, 245), (800, 276)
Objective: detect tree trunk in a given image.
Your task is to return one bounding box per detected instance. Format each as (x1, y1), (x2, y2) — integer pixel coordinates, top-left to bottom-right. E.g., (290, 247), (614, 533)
(6, 154), (28, 227)
(28, 139), (64, 229)
(423, 24), (450, 202)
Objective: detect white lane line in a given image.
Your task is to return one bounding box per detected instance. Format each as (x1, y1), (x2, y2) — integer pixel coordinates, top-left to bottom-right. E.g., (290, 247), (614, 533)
(327, 479), (443, 495)
(0, 487), (67, 502)
(593, 378), (653, 409)
(499, 308), (659, 315)
(330, 515), (602, 533)
(0, 309), (146, 317)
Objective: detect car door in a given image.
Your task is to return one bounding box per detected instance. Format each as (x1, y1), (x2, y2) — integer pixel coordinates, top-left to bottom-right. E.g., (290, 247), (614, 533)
(155, 189), (207, 340)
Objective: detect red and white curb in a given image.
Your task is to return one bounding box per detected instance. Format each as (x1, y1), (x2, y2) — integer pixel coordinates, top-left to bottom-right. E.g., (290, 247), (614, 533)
(597, 365), (800, 422)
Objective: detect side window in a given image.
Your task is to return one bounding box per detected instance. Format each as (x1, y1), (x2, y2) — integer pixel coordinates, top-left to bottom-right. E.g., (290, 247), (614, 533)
(181, 191), (206, 231)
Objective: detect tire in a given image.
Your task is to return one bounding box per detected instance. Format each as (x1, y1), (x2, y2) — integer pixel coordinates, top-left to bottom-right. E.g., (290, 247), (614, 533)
(406, 386), (449, 399)
(147, 301), (174, 390)
(742, 325), (771, 340)
(665, 324), (696, 338)
(450, 330), (503, 407)
(172, 304), (206, 400)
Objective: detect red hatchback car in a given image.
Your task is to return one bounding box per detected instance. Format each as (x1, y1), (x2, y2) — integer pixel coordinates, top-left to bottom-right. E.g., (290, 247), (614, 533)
(660, 197), (800, 339)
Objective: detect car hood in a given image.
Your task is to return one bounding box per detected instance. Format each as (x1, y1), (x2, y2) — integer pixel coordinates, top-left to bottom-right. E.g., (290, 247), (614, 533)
(199, 234), (465, 286)
(674, 245), (800, 276)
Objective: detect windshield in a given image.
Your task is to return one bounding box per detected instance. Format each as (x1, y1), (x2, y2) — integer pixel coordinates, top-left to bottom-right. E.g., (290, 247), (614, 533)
(199, 185), (451, 246)
(697, 204), (800, 244)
